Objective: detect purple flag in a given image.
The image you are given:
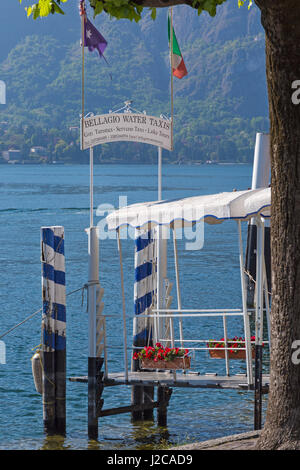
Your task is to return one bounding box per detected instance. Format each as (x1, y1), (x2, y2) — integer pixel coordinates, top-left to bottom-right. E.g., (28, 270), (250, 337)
(84, 18), (107, 58)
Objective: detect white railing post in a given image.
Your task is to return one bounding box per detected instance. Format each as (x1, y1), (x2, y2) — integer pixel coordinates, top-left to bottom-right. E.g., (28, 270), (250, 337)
(223, 315), (230, 376)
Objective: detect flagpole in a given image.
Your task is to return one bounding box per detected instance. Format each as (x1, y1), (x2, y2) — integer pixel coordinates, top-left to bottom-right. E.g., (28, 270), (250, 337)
(170, 7), (174, 150)
(81, 1), (85, 151)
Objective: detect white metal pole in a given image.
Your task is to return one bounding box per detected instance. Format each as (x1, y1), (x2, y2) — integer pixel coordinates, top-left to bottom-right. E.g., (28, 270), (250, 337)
(117, 230), (129, 382)
(158, 147), (162, 202)
(87, 226), (99, 357)
(157, 229), (167, 343)
(173, 229), (184, 347)
(156, 147), (168, 344)
(87, 146), (99, 359)
(251, 133), (270, 190)
(237, 221), (253, 385)
(90, 146), (94, 228)
(223, 315), (230, 376)
(247, 133), (271, 309)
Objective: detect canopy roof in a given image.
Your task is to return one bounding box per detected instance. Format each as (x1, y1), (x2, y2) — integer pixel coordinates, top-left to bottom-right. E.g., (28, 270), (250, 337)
(106, 187), (271, 231)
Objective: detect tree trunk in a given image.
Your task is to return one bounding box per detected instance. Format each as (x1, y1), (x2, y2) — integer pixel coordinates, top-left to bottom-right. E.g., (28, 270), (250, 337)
(89, 0), (300, 449)
(254, 0), (300, 450)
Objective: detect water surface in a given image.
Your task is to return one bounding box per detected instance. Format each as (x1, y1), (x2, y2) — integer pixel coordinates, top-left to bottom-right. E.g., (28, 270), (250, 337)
(0, 163), (268, 450)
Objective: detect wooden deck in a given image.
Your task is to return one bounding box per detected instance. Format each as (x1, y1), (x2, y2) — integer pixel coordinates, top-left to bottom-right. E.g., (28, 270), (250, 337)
(70, 371), (270, 392)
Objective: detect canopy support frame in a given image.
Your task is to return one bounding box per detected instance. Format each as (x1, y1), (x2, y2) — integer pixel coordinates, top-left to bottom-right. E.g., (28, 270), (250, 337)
(237, 220), (253, 386)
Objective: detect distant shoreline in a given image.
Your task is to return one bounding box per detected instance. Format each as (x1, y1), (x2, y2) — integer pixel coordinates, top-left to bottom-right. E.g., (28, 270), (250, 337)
(0, 160), (249, 166)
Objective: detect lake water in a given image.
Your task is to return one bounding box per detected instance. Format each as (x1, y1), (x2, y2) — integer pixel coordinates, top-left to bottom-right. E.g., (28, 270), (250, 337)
(0, 163), (268, 450)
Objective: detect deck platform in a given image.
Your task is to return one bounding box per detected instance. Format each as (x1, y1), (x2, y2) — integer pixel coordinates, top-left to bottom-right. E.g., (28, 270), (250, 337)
(70, 371), (270, 392)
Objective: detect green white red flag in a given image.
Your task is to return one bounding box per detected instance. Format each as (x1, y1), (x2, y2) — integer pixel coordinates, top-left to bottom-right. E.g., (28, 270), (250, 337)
(168, 16), (188, 79)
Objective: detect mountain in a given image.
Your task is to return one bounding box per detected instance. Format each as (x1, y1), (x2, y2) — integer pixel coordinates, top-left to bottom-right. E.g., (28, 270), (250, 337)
(0, 1), (269, 164)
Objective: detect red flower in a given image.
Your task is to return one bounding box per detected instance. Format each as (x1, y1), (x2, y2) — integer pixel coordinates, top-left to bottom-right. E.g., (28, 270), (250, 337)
(133, 344), (189, 363)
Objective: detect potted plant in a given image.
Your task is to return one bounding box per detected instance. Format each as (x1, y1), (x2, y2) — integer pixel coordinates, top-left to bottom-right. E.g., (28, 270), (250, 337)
(133, 343), (191, 370)
(207, 336), (260, 359)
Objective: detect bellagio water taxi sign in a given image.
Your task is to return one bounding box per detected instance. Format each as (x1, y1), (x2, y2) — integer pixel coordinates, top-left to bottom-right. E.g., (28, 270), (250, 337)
(80, 113), (172, 151)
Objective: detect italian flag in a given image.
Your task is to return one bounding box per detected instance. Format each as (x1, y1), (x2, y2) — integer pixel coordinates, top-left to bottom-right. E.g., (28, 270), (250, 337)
(168, 16), (188, 79)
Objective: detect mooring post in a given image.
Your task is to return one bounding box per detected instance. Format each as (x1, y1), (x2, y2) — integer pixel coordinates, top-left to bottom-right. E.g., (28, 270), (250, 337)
(132, 228), (157, 422)
(157, 386), (172, 427)
(143, 386), (155, 420)
(87, 225), (105, 440)
(41, 226), (66, 435)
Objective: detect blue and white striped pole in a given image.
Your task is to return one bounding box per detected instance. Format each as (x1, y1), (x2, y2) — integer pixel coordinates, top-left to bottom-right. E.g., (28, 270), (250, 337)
(131, 228), (157, 420)
(41, 226), (66, 435)
(133, 228), (157, 348)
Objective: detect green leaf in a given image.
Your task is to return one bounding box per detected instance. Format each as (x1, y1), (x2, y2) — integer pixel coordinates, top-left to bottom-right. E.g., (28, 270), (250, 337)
(26, 6), (33, 17)
(150, 7), (156, 20)
(203, 0), (217, 16)
(39, 0), (52, 17)
(52, 1), (65, 15)
(33, 5), (41, 19)
(94, 1), (104, 16)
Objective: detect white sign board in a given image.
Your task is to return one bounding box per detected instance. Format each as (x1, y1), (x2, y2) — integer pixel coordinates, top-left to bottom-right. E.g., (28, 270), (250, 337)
(81, 113), (172, 151)
(0, 81), (6, 105)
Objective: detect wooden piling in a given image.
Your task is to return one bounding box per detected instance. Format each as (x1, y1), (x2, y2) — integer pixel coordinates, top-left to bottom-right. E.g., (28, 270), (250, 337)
(42, 351), (56, 434)
(88, 357), (97, 439)
(157, 386), (172, 426)
(41, 226), (66, 435)
(131, 345), (144, 422)
(143, 386), (155, 420)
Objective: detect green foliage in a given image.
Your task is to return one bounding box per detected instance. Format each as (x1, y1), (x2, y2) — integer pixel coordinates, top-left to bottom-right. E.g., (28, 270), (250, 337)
(4, 6), (268, 164)
(20, 0), (241, 22)
(20, 0), (67, 19)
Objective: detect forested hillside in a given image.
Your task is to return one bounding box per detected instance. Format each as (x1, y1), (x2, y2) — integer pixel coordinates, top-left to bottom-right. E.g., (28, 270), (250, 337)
(0, 1), (269, 163)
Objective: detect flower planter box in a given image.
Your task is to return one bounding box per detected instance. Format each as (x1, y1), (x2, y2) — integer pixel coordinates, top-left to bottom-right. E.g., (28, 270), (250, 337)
(209, 348), (255, 360)
(141, 356), (191, 370)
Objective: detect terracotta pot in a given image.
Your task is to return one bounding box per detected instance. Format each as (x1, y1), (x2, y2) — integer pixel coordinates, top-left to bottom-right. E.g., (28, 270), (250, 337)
(209, 348), (255, 360)
(141, 356), (191, 370)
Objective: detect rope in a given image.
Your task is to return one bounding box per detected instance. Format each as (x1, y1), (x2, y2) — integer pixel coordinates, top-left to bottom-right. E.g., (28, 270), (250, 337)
(0, 308), (42, 340)
(244, 269), (272, 297)
(0, 285), (87, 340)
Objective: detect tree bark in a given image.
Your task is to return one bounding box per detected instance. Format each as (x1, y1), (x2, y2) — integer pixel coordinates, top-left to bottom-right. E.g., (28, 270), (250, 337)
(254, 0), (300, 450)
(89, 0), (300, 449)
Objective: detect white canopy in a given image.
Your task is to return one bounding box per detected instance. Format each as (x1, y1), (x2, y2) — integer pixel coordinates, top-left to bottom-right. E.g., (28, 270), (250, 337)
(106, 187), (271, 231)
